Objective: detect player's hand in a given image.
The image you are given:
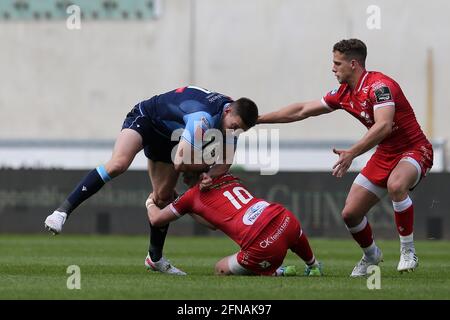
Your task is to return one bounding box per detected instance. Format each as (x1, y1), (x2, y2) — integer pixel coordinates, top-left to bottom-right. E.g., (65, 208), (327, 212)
(332, 148), (355, 178)
(145, 193), (155, 209)
(199, 173), (213, 191)
(256, 115), (263, 124)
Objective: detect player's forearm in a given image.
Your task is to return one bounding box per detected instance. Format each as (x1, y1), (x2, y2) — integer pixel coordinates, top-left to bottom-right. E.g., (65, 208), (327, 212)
(147, 202), (176, 227)
(147, 204), (161, 226)
(258, 103), (307, 123)
(350, 121), (393, 157)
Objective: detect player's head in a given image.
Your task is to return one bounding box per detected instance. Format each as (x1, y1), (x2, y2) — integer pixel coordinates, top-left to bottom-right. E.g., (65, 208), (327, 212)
(332, 39), (367, 84)
(182, 171), (202, 188)
(221, 98), (259, 134)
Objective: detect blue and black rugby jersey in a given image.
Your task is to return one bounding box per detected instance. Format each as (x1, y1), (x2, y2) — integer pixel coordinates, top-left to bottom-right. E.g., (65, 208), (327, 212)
(139, 86), (233, 148)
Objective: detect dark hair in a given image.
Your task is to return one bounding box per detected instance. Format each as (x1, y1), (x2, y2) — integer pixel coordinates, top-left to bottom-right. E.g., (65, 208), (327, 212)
(232, 97), (259, 128)
(333, 39), (367, 67)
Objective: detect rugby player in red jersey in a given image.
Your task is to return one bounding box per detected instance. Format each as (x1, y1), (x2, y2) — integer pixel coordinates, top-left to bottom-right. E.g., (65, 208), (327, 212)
(258, 39), (433, 276)
(146, 172), (322, 276)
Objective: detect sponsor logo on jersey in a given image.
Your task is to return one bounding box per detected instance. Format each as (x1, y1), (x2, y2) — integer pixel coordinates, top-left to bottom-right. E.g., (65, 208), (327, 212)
(375, 86), (392, 103)
(243, 201), (269, 226)
(239, 252), (250, 265)
(259, 216), (290, 248)
(200, 117), (210, 130)
(362, 86), (370, 94)
(207, 93), (228, 103)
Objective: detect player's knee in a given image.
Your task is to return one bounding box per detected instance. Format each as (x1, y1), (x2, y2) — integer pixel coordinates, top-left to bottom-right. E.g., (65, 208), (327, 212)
(341, 207), (358, 225)
(106, 160), (129, 176)
(214, 260), (231, 276)
(214, 264), (224, 275)
(214, 265), (228, 276)
(153, 190), (175, 207)
(387, 180), (407, 198)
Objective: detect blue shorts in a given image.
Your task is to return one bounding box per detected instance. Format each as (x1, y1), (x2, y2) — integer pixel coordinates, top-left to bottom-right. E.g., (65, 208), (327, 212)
(121, 104), (179, 163)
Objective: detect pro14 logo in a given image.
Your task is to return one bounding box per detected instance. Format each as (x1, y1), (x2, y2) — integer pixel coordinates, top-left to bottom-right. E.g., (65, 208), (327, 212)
(374, 86), (392, 103)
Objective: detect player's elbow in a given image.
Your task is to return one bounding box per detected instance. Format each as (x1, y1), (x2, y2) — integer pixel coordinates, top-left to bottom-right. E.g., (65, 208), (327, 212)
(295, 105), (311, 121)
(296, 110), (308, 121)
(256, 115), (265, 124)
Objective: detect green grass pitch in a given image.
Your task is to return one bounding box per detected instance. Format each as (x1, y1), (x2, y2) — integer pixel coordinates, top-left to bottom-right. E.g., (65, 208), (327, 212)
(1, 235), (449, 299)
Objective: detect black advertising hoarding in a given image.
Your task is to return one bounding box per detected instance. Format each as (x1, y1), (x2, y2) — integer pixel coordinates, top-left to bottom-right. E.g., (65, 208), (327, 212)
(0, 169), (448, 239)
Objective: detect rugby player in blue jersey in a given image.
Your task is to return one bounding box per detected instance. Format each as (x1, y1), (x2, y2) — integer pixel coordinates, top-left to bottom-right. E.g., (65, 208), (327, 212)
(45, 85), (259, 275)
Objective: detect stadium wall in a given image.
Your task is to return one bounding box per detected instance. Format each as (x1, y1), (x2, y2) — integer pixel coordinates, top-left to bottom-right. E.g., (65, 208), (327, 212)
(1, 0), (450, 168)
(0, 169), (448, 240)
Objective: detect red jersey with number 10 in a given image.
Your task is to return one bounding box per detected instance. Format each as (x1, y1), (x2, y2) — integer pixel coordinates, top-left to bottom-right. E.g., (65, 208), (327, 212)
(170, 174), (284, 248)
(322, 71), (431, 154)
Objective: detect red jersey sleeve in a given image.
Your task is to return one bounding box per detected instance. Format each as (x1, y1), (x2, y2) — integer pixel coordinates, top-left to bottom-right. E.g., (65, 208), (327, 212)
(321, 85), (345, 110)
(369, 80), (396, 111)
(169, 188), (196, 217)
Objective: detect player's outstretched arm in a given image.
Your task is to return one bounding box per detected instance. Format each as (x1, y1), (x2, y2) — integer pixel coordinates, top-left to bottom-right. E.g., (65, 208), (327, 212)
(257, 100), (332, 124)
(147, 192), (217, 229)
(146, 196), (179, 227)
